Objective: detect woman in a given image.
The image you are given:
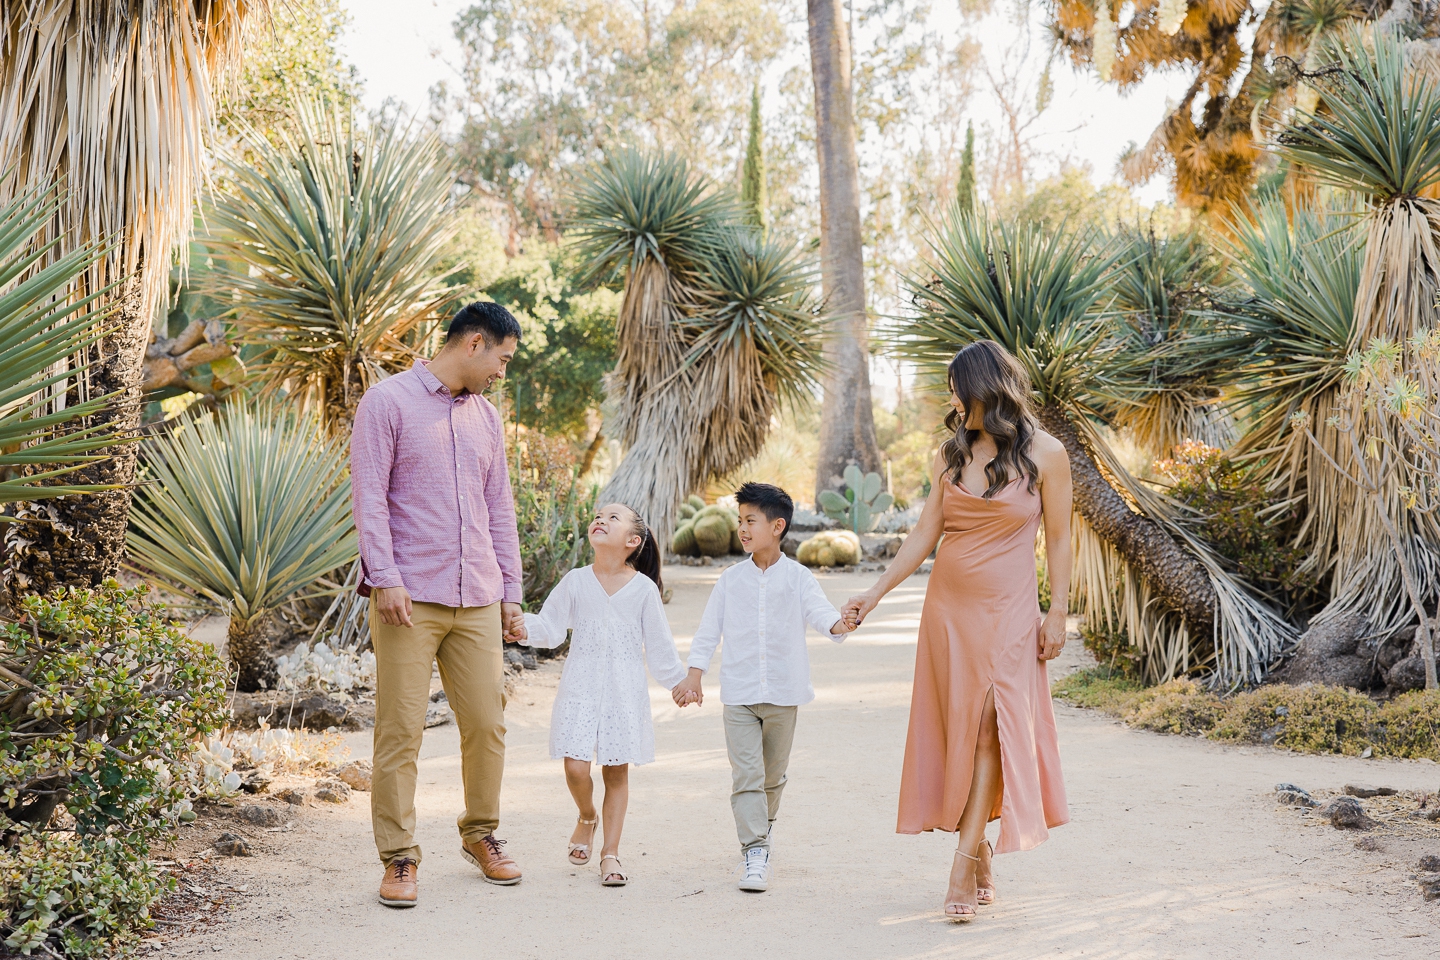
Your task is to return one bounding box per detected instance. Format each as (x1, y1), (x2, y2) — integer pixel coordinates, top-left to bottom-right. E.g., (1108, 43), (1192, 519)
(844, 340), (1073, 922)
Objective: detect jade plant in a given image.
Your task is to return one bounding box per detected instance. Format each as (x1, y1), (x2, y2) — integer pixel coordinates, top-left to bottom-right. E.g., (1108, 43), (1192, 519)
(818, 465), (894, 534)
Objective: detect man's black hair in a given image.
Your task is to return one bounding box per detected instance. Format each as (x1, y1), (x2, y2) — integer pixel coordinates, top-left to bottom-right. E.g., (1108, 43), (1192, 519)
(735, 481), (794, 539)
(446, 301), (523, 348)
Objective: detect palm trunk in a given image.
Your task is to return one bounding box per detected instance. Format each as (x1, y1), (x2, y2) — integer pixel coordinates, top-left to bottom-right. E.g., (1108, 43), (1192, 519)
(4, 278), (146, 595)
(1036, 402), (1216, 632)
(807, 0), (882, 504)
(228, 616), (279, 693)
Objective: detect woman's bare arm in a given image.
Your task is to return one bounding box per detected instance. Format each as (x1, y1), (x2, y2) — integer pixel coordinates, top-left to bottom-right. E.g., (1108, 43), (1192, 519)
(843, 451), (948, 625)
(1034, 431), (1073, 659)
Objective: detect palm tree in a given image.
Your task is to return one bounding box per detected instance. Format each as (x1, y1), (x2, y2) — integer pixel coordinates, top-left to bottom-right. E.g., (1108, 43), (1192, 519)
(203, 97), (460, 431)
(0, 184), (127, 520)
(898, 207), (1293, 684)
(126, 401), (357, 691)
(0, 1), (260, 594)
(807, 0), (884, 504)
(570, 148), (824, 544)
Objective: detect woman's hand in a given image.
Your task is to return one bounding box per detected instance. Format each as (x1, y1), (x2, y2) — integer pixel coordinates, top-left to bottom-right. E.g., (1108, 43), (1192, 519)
(1038, 607), (1068, 661)
(842, 589), (883, 629)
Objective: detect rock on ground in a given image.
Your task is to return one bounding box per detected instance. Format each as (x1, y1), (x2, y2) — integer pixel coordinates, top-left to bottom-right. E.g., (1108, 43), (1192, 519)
(1344, 783), (1398, 798)
(1315, 796), (1376, 830)
(315, 778), (351, 803)
(236, 804), (287, 827)
(336, 760), (372, 792)
(1271, 613), (1378, 689)
(213, 832), (251, 857)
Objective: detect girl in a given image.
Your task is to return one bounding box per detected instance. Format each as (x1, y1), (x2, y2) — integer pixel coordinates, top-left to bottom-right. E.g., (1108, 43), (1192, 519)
(521, 502), (695, 886)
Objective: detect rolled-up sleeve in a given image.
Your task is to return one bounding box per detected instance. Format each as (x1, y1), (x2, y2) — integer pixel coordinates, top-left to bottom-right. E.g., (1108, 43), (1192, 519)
(350, 391), (403, 589)
(484, 409), (524, 604)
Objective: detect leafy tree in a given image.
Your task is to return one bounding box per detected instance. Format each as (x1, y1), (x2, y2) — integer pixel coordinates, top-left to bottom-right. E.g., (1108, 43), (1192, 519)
(445, 0), (787, 248)
(957, 122), (976, 213)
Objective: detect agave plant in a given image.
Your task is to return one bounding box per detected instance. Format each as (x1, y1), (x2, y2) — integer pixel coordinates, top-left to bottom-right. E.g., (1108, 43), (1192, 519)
(204, 96), (460, 430)
(0, 183), (125, 511)
(570, 148), (823, 543)
(898, 206), (1294, 685)
(126, 402), (357, 691)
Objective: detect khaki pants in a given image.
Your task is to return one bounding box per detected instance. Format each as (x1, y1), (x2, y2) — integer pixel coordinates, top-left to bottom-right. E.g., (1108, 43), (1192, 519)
(723, 703), (798, 853)
(370, 600), (506, 865)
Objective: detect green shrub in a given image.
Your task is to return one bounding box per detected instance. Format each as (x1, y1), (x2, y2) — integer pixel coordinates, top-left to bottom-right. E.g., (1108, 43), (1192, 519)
(0, 582), (229, 957)
(513, 434), (596, 608)
(1054, 670), (1440, 760)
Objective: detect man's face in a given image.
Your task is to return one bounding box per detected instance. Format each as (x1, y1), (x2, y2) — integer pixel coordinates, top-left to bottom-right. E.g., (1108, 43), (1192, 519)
(459, 334), (518, 393)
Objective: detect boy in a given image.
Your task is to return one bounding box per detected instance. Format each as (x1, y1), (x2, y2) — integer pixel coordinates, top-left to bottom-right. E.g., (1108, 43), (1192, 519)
(672, 482), (856, 892)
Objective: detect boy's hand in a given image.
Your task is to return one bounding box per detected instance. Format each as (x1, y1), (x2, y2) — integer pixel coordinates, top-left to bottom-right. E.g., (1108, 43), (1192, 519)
(671, 668), (704, 707)
(830, 616), (857, 635)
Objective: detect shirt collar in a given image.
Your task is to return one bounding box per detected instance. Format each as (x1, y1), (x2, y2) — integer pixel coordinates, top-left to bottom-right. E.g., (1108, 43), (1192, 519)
(414, 358), (463, 401)
(745, 553), (788, 576)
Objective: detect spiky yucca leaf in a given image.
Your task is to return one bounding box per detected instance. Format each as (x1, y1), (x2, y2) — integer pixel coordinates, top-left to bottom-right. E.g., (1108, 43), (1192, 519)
(0, 183), (125, 505)
(897, 207), (1121, 410)
(126, 401), (357, 688)
(206, 97), (459, 429)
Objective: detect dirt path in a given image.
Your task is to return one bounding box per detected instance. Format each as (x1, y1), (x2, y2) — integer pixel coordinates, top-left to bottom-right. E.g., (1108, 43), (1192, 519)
(161, 567), (1438, 959)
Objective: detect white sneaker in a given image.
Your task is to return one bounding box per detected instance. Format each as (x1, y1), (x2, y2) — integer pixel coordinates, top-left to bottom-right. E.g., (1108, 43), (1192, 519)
(738, 847), (770, 892)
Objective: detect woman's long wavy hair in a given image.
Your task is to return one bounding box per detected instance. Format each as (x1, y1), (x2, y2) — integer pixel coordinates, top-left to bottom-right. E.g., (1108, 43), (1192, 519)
(942, 340), (1039, 498)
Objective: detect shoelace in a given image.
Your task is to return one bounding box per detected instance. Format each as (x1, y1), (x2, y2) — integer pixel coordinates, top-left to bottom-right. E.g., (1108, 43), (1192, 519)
(481, 835), (507, 858)
(390, 858), (415, 882)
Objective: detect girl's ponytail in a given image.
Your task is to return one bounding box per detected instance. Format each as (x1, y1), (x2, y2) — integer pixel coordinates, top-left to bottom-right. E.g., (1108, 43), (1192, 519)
(623, 508), (664, 593)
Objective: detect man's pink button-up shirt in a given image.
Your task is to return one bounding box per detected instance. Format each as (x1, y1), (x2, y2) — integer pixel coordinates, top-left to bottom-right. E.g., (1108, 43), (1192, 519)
(350, 359), (523, 608)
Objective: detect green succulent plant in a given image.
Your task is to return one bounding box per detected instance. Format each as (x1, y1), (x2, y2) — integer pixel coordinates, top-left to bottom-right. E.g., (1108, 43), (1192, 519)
(669, 498), (740, 558)
(818, 465), (894, 534)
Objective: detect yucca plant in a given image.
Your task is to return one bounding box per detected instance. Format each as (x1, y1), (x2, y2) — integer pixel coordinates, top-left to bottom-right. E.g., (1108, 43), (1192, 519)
(0, 183), (125, 513)
(570, 148), (823, 543)
(126, 401), (357, 691)
(1103, 225), (1245, 459)
(898, 206), (1294, 685)
(1268, 29), (1440, 645)
(0, 1), (260, 594)
(204, 96), (460, 431)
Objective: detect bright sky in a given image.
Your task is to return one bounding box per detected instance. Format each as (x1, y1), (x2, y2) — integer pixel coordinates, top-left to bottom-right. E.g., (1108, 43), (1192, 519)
(338, 1), (1184, 206)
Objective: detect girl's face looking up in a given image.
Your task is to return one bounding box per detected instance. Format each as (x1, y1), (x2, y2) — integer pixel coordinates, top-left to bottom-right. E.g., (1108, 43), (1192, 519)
(589, 503), (643, 553)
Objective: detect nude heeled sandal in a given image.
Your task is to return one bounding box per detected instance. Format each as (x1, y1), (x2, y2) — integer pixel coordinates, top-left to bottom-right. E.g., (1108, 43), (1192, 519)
(568, 816), (598, 865)
(976, 839), (996, 906)
(944, 850), (980, 923)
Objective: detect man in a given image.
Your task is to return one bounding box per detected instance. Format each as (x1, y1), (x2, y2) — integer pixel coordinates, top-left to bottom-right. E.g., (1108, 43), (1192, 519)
(350, 301), (527, 908)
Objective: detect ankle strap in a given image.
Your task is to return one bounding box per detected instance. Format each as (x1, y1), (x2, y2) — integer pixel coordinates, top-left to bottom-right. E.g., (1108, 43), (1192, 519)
(956, 850), (980, 862)
(578, 816), (598, 824)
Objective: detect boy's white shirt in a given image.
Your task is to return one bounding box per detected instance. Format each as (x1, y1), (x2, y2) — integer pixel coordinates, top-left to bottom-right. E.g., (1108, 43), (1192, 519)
(687, 553), (846, 706)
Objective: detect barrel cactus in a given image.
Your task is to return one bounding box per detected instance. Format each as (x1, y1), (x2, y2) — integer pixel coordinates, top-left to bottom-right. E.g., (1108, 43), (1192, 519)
(797, 530), (862, 567)
(670, 498), (740, 557)
(818, 464), (894, 534)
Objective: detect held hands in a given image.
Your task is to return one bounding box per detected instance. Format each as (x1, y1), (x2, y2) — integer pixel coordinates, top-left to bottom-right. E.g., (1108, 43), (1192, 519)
(1038, 607), (1068, 661)
(501, 602), (527, 644)
(671, 668), (704, 708)
(840, 590), (880, 630)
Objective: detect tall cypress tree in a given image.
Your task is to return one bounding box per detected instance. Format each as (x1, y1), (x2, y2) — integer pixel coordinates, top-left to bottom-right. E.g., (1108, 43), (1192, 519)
(742, 82), (768, 231)
(957, 122), (976, 213)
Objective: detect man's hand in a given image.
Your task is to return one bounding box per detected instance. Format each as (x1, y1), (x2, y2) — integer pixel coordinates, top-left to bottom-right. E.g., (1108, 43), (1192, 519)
(671, 668), (704, 708)
(1039, 608), (1068, 661)
(501, 602), (526, 644)
(374, 585), (413, 627)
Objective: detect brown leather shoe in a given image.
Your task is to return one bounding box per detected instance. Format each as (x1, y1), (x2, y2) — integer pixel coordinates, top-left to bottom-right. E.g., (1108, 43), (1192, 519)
(461, 834), (522, 885)
(379, 857), (418, 907)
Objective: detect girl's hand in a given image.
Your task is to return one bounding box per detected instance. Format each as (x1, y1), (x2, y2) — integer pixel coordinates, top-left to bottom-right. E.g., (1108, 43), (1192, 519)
(1039, 608), (1068, 661)
(672, 670), (703, 707)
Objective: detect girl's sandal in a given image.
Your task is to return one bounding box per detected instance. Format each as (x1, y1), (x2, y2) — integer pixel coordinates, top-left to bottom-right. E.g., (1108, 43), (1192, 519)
(567, 816), (598, 866)
(976, 839), (996, 907)
(599, 854), (628, 887)
(944, 850), (980, 923)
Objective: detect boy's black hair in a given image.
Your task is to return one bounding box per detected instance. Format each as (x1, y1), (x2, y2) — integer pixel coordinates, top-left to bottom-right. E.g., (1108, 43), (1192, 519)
(735, 481), (794, 539)
(446, 301), (523, 348)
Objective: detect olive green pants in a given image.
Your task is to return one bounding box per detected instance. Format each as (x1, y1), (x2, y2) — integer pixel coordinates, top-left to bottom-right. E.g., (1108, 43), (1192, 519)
(369, 600), (506, 865)
(724, 703), (798, 853)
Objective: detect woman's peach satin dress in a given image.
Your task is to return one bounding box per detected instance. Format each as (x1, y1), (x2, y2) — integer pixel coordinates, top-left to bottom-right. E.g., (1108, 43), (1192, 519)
(896, 475), (1069, 852)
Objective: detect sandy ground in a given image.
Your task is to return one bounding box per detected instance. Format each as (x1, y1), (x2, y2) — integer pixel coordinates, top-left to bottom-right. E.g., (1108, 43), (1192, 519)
(160, 566), (1440, 960)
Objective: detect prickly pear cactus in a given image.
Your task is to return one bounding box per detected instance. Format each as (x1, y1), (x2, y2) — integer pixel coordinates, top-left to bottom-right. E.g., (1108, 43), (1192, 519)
(817, 464), (894, 534)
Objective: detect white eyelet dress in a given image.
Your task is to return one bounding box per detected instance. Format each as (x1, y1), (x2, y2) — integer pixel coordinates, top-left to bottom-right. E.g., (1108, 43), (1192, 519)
(523, 567), (687, 766)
